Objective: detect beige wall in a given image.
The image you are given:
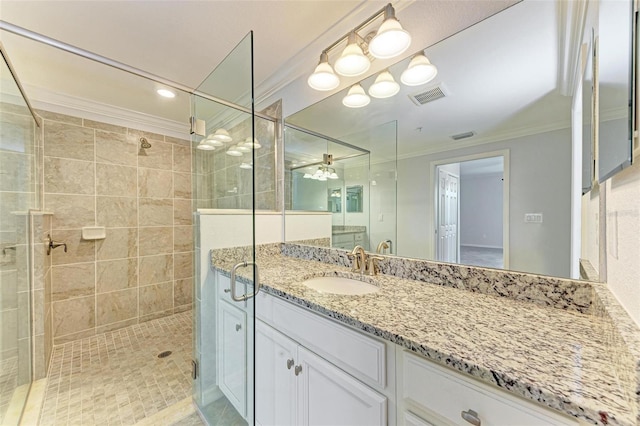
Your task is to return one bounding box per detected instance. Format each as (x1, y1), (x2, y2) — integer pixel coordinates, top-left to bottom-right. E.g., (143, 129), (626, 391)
(38, 110), (194, 344)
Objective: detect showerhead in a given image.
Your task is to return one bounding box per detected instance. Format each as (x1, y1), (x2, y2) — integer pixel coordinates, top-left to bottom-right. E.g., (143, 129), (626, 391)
(138, 137), (151, 156)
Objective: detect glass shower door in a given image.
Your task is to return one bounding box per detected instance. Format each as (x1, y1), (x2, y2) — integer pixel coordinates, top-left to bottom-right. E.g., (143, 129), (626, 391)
(192, 32), (257, 425)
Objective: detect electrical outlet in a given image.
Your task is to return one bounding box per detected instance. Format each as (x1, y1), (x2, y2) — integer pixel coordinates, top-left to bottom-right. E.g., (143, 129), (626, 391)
(524, 213), (543, 223)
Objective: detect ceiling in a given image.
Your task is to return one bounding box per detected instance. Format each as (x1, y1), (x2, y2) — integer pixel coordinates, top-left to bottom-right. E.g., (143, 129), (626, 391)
(0, 0), (518, 138)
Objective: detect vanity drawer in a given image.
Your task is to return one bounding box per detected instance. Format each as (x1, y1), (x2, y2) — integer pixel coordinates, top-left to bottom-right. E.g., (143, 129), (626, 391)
(401, 351), (577, 425)
(354, 232), (365, 243)
(332, 233), (354, 244)
(268, 294), (387, 390)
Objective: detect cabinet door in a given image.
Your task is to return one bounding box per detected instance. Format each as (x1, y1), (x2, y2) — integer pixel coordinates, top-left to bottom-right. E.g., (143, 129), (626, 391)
(218, 300), (247, 417)
(256, 320), (297, 426)
(297, 346), (387, 426)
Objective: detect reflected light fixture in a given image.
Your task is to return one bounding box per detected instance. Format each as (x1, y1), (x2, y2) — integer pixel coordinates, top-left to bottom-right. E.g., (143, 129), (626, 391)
(334, 32), (370, 77)
(368, 70), (400, 98)
(196, 140), (215, 151)
(226, 146), (242, 156)
(203, 134), (223, 147)
(235, 144), (251, 153)
(308, 52), (340, 91)
(401, 52), (438, 86)
(368, 4), (411, 59)
(156, 88), (176, 98)
(239, 162), (253, 169)
(243, 137), (262, 149)
(212, 128), (232, 143)
(342, 83), (370, 108)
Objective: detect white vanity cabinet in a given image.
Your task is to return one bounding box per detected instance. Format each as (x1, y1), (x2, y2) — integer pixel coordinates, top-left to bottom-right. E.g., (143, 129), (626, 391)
(332, 231), (366, 250)
(256, 292), (390, 426)
(397, 350), (579, 426)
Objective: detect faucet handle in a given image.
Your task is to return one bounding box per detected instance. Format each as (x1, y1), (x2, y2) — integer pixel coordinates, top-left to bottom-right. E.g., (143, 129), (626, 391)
(367, 255), (384, 276)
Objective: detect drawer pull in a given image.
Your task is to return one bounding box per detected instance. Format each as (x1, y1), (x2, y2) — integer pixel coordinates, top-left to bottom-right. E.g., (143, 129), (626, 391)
(294, 365), (302, 376)
(461, 409), (481, 426)
(286, 359), (294, 369)
(224, 288), (230, 293)
(236, 324), (242, 331)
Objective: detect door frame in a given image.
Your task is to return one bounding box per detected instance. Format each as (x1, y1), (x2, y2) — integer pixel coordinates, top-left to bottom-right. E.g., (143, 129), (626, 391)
(435, 168), (460, 263)
(428, 149), (510, 269)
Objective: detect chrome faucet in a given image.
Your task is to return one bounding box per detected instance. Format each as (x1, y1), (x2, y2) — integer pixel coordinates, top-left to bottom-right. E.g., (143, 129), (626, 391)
(347, 245), (367, 274)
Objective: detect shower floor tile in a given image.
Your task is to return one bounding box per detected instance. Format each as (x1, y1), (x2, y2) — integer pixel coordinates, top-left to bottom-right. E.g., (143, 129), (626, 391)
(39, 311), (192, 425)
(0, 357), (18, 423)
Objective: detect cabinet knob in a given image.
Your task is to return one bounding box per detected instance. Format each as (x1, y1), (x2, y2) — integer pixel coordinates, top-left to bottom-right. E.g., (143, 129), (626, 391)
(286, 359), (294, 370)
(224, 288), (230, 293)
(235, 324), (242, 331)
(461, 409), (481, 426)
(294, 365), (302, 376)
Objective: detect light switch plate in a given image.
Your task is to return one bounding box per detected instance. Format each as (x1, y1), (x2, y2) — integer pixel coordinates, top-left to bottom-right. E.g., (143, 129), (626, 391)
(524, 213), (543, 223)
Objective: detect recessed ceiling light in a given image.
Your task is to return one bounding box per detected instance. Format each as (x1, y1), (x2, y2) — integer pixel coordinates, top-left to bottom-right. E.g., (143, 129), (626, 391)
(157, 88), (176, 98)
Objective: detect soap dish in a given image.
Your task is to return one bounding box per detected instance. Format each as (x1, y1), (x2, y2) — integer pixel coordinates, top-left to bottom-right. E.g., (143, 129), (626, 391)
(82, 226), (106, 240)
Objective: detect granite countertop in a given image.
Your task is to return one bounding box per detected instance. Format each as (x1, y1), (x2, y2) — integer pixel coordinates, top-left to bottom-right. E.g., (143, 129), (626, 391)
(212, 252), (635, 425)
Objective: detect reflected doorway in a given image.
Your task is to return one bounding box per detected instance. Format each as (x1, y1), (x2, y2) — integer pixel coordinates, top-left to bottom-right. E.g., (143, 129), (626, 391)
(435, 155), (505, 269)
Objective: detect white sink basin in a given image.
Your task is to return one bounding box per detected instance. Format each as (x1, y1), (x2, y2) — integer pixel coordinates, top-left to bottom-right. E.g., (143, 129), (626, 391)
(302, 276), (379, 295)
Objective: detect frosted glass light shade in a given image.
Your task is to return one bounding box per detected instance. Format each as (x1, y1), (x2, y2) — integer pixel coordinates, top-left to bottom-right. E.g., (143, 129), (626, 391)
(369, 18), (411, 59)
(226, 146), (242, 156)
(239, 162), (252, 169)
(203, 135), (223, 147)
(196, 140), (215, 150)
(401, 54), (438, 86)
(368, 71), (400, 98)
(235, 144), (251, 153)
(212, 128), (232, 142)
(328, 172), (339, 179)
(342, 84), (370, 108)
(243, 137), (262, 149)
(334, 37), (370, 77)
(308, 61), (340, 91)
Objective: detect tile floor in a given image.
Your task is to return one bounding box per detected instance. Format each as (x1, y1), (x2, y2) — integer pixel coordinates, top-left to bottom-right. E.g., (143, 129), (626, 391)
(172, 397), (245, 426)
(39, 311), (192, 425)
(0, 357), (18, 423)
(460, 245), (504, 269)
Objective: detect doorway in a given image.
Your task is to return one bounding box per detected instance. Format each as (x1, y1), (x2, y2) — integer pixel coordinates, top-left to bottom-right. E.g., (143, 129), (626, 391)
(434, 154), (507, 269)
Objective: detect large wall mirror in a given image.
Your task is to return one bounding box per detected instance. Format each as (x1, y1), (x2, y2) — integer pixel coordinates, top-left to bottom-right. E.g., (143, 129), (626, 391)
(284, 0), (635, 281)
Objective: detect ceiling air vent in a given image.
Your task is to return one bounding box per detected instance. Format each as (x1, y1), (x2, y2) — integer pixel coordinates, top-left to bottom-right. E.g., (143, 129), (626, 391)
(450, 131), (476, 141)
(409, 84), (446, 106)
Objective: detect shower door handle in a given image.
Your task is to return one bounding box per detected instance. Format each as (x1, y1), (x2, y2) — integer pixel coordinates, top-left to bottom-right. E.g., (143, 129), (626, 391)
(230, 261), (261, 302)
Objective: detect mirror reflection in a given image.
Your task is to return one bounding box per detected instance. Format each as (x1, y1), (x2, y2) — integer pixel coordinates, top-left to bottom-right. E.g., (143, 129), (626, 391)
(285, 1), (593, 279)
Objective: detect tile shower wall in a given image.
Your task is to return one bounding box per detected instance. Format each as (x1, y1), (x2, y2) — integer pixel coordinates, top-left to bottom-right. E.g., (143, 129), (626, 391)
(39, 110), (194, 344)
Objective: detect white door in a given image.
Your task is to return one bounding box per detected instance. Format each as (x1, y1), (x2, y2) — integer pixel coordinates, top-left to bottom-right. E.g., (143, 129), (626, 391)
(437, 169), (459, 263)
(218, 300), (247, 417)
(296, 346), (387, 426)
(256, 320), (298, 426)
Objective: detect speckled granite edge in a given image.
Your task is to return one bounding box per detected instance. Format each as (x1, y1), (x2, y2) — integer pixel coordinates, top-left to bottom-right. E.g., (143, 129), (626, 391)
(210, 243), (281, 266)
(281, 243), (595, 314)
(288, 237), (331, 247)
(592, 284), (640, 424)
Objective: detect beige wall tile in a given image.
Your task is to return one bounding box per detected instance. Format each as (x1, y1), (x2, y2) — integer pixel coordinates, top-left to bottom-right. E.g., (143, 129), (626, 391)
(139, 282), (173, 316)
(96, 258), (137, 293)
(33, 289), (45, 335)
(50, 229), (96, 266)
(0, 270), (17, 310)
(83, 119), (127, 134)
(95, 317), (137, 335)
(44, 157), (94, 195)
(138, 140), (172, 170)
(173, 226), (193, 253)
(44, 121), (94, 161)
(139, 254), (173, 286)
(140, 308), (173, 323)
(139, 226), (173, 256)
(174, 252), (193, 279)
(138, 168), (173, 198)
(165, 136), (190, 146)
(45, 194), (95, 230)
(173, 199), (192, 225)
(96, 164), (137, 197)
(0, 152), (34, 192)
(96, 196), (138, 227)
(51, 262), (95, 301)
(36, 111), (82, 125)
(52, 295), (95, 337)
(139, 198), (172, 226)
(174, 304), (191, 313)
(96, 228), (137, 260)
(95, 130), (138, 166)
(53, 328), (95, 345)
(128, 128), (165, 142)
(174, 278), (192, 307)
(96, 288), (137, 326)
(173, 145), (191, 172)
(173, 172), (192, 199)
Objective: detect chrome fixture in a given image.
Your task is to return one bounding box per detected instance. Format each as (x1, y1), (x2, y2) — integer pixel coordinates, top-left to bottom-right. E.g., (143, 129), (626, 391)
(307, 3), (411, 90)
(229, 260), (261, 302)
(45, 234), (67, 255)
(138, 137), (151, 155)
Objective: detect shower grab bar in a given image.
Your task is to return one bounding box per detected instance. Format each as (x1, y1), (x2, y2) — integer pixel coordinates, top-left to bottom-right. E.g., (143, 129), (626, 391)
(230, 261), (261, 302)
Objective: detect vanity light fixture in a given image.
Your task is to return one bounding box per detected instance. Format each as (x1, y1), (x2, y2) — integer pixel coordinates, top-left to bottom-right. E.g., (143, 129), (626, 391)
(196, 140), (215, 151)
(342, 83), (371, 108)
(203, 134), (223, 147)
(156, 88), (176, 98)
(308, 52), (340, 91)
(225, 146), (243, 156)
(212, 128), (232, 143)
(368, 70), (400, 98)
(239, 162), (253, 169)
(368, 4), (412, 59)
(307, 3), (410, 91)
(400, 52), (438, 86)
(243, 137), (262, 149)
(235, 144), (251, 153)
(303, 173), (313, 179)
(334, 32), (371, 77)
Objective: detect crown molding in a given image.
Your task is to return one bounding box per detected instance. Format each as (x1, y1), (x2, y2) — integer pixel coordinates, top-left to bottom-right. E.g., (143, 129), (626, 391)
(26, 84), (190, 139)
(557, 0), (589, 96)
